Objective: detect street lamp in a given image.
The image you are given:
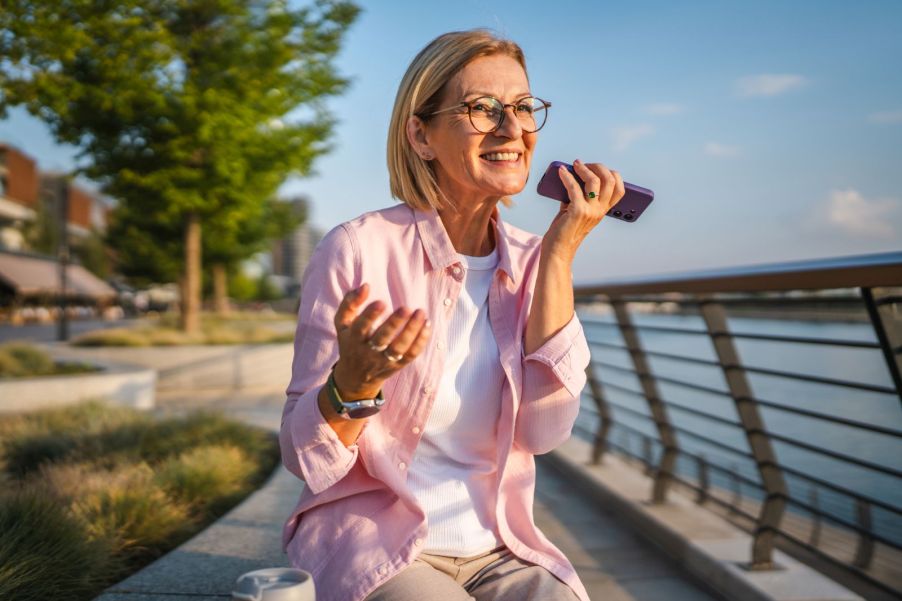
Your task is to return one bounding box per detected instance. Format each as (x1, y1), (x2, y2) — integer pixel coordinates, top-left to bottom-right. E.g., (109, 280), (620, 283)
(57, 180), (69, 341)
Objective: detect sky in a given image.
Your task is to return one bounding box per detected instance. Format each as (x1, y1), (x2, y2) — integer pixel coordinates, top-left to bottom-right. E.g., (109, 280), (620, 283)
(1, 0), (900, 284)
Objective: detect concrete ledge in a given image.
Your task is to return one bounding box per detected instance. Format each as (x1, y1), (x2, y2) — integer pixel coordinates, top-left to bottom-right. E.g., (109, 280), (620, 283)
(547, 436), (863, 601)
(52, 343), (292, 393)
(0, 360), (156, 413)
(94, 466), (302, 601)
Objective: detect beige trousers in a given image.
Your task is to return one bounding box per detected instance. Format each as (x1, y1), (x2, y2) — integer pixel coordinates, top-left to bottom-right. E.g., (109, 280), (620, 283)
(364, 546), (580, 601)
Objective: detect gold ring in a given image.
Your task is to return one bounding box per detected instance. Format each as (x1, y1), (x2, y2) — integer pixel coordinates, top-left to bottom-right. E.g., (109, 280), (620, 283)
(368, 339), (388, 352)
(383, 349), (404, 362)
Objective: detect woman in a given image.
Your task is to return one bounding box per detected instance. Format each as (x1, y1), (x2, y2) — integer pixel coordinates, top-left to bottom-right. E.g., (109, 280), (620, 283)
(280, 30), (624, 601)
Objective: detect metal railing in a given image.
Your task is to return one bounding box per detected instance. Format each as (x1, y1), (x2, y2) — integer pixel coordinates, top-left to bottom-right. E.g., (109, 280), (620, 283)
(573, 251), (902, 599)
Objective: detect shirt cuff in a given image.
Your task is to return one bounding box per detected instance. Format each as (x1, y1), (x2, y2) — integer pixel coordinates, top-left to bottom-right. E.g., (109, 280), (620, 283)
(287, 386), (359, 494)
(522, 313), (590, 398)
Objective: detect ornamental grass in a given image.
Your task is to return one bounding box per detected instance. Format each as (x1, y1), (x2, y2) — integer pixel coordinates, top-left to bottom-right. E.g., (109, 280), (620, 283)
(72, 312), (294, 347)
(0, 401), (279, 601)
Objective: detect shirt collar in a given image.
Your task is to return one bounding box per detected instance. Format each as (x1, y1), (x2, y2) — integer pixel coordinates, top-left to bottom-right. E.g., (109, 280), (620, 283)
(412, 204), (517, 285)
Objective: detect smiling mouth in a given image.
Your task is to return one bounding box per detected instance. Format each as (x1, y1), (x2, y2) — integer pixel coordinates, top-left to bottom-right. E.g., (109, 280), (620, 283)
(480, 152), (521, 162)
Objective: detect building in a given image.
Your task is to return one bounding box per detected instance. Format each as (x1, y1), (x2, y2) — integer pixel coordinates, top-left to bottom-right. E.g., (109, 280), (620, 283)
(0, 143), (115, 318)
(0, 144), (40, 250)
(271, 196), (323, 290)
(0, 143), (109, 254)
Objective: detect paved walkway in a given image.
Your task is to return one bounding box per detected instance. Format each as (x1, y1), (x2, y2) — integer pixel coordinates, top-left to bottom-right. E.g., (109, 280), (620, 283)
(96, 390), (721, 600)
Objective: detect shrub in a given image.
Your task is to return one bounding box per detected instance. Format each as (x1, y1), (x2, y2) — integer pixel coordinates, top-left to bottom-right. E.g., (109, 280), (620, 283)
(0, 402), (143, 477)
(62, 463), (193, 557)
(0, 402), (280, 601)
(72, 328), (148, 347)
(0, 488), (117, 601)
(156, 445), (256, 516)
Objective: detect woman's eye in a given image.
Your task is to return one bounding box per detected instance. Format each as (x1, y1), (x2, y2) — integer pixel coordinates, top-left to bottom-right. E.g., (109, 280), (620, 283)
(515, 103), (535, 115)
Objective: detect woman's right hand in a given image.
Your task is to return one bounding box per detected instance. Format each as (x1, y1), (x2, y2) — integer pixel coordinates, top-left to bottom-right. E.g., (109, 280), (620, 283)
(331, 283), (432, 400)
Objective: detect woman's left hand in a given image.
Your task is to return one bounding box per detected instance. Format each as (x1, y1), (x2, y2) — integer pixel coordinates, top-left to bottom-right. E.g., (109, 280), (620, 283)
(542, 159), (625, 263)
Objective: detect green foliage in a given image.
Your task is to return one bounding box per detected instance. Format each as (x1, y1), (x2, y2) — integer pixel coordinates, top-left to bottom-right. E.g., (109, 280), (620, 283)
(71, 314), (293, 346)
(20, 196), (59, 255)
(0, 402), (280, 600)
(0, 488), (117, 601)
(0, 343), (54, 376)
(73, 229), (112, 280)
(1, 0), (359, 325)
(229, 270), (258, 302)
(156, 444), (257, 516)
(0, 342), (100, 378)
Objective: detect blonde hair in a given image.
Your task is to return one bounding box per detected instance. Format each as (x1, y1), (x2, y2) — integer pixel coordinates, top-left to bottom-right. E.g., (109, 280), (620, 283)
(387, 30), (527, 211)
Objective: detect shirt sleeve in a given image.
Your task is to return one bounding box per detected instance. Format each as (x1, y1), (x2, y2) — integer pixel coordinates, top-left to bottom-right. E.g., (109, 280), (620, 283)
(515, 312), (591, 455)
(279, 224), (362, 495)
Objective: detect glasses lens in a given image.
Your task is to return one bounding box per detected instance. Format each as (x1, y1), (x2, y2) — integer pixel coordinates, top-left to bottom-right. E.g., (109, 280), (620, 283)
(467, 97), (549, 133)
(468, 97), (504, 133)
(517, 97), (548, 133)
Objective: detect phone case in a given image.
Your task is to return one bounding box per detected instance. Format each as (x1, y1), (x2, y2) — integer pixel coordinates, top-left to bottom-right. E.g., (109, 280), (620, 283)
(536, 161), (654, 223)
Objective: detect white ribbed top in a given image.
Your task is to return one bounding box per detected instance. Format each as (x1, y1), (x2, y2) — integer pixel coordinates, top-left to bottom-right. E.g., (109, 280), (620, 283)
(407, 248), (504, 557)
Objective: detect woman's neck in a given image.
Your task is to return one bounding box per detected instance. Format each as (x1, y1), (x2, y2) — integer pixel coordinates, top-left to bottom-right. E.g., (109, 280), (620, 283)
(438, 200), (497, 257)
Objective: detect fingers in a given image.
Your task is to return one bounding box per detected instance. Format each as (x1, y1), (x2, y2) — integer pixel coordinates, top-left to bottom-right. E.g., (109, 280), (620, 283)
(557, 164), (587, 208)
(580, 160), (616, 207)
(365, 306), (415, 348)
(334, 284), (371, 332)
(610, 169), (625, 208)
(385, 309), (430, 363)
(397, 316), (432, 365)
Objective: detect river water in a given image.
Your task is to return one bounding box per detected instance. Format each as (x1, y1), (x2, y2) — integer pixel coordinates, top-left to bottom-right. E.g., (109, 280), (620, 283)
(574, 310), (902, 546)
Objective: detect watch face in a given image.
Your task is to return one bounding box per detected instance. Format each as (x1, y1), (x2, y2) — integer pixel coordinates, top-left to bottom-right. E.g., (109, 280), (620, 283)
(346, 405), (381, 419)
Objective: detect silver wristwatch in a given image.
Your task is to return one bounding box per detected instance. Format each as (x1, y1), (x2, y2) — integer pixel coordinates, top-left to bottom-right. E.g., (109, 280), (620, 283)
(326, 369), (385, 420)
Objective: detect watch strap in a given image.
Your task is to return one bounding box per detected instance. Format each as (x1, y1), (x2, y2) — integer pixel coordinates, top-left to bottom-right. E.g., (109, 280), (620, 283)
(326, 368), (384, 418)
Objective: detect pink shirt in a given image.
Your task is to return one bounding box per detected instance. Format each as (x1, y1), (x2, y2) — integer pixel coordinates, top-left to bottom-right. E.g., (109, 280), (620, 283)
(280, 203), (591, 601)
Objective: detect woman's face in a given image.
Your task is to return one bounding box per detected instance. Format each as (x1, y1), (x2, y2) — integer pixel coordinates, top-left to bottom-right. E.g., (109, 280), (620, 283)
(424, 54), (537, 204)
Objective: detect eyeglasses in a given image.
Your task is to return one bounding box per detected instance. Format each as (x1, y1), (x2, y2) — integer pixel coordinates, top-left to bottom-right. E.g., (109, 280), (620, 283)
(428, 95), (551, 134)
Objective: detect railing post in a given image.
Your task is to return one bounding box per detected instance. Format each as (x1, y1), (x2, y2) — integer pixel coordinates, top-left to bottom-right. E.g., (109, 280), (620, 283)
(853, 499), (875, 569)
(861, 287), (902, 408)
(808, 487), (822, 547)
(696, 454), (709, 504)
(585, 362), (611, 464)
(699, 297), (788, 570)
(611, 298), (677, 503)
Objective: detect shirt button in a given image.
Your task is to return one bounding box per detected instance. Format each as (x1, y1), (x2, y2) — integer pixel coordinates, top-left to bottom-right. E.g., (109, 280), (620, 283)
(414, 538), (423, 547)
(451, 265), (462, 276)
(422, 385), (432, 395)
(412, 426), (421, 434)
(436, 341), (444, 350)
(398, 461), (407, 470)
(378, 565), (388, 576)
(443, 297), (452, 307)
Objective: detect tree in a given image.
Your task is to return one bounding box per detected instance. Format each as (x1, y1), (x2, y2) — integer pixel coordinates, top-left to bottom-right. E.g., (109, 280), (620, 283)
(0, 0), (358, 332)
(205, 196), (302, 314)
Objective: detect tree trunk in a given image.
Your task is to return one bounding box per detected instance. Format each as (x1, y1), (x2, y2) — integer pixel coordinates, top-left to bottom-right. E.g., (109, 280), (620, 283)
(212, 263), (230, 315)
(181, 212), (202, 333)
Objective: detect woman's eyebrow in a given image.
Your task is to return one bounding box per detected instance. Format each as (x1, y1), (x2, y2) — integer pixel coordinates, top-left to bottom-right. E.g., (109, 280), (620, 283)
(462, 90), (532, 99)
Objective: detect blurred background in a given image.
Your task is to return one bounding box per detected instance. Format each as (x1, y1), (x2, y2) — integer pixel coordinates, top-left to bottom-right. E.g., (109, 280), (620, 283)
(2, 1), (899, 317)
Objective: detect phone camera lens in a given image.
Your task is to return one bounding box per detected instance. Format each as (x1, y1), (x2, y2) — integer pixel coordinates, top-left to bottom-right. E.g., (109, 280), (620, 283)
(613, 210), (622, 217)
(624, 214), (634, 221)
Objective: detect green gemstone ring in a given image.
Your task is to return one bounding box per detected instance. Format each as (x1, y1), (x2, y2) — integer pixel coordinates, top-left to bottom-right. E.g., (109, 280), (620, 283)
(587, 191), (597, 199)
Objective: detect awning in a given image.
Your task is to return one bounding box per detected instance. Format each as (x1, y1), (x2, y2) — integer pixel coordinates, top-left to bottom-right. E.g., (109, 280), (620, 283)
(0, 251), (116, 300)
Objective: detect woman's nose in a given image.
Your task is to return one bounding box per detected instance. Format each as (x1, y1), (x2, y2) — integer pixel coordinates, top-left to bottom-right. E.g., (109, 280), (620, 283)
(494, 107), (524, 139)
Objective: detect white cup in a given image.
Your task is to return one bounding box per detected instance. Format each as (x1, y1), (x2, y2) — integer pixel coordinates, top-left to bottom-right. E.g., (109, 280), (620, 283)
(232, 568), (316, 601)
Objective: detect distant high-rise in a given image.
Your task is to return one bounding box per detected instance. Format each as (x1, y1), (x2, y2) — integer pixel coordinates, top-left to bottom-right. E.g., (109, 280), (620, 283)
(272, 196), (323, 288)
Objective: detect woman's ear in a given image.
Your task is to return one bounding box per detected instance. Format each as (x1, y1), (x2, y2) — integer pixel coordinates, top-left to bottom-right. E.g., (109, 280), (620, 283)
(406, 115), (435, 161)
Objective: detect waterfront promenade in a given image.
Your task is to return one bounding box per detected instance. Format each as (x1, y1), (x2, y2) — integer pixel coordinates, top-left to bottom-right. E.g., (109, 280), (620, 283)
(93, 388), (724, 601)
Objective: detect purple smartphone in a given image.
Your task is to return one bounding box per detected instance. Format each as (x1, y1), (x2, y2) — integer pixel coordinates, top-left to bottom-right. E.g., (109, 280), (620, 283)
(536, 161), (654, 223)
